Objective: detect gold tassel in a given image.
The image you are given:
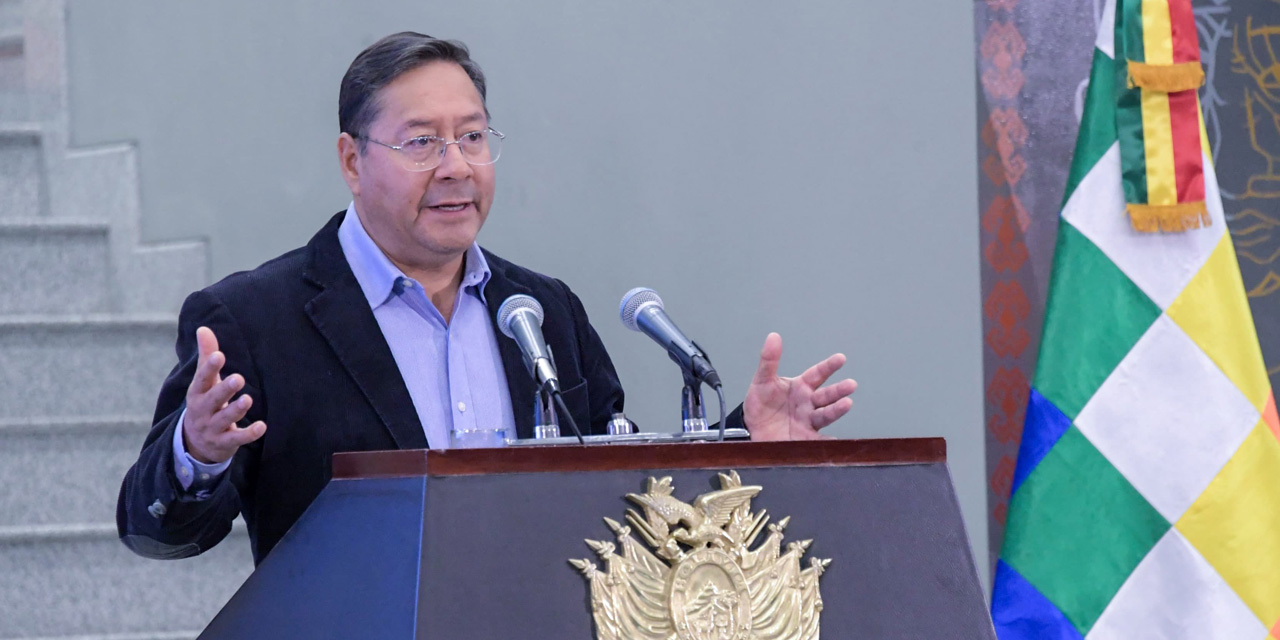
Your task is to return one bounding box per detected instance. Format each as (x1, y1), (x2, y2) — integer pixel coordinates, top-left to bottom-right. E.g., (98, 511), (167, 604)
(1127, 60), (1205, 92)
(1126, 201), (1211, 233)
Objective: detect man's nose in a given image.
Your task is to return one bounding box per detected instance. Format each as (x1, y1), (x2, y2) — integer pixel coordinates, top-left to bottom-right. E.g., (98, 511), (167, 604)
(433, 141), (473, 180)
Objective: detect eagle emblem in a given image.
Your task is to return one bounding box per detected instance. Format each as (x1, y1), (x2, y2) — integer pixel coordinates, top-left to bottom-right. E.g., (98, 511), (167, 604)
(570, 471), (831, 640)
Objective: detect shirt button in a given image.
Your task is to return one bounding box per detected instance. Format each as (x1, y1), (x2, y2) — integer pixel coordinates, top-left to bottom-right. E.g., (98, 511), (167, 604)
(199, 473), (210, 481)
(180, 467), (190, 477)
(457, 402), (466, 413)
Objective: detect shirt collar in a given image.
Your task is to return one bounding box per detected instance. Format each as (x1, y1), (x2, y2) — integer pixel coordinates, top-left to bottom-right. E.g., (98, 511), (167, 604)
(461, 242), (493, 305)
(337, 202), (492, 309)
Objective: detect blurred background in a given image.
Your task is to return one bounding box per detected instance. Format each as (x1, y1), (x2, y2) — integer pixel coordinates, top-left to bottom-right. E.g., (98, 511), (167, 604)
(0, 0), (982, 636)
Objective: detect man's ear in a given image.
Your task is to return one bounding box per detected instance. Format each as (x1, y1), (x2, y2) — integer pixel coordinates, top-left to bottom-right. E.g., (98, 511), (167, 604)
(337, 133), (361, 196)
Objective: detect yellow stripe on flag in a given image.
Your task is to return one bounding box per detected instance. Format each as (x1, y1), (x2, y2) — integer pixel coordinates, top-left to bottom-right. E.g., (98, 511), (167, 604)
(1141, 89), (1179, 206)
(1141, 0), (1175, 65)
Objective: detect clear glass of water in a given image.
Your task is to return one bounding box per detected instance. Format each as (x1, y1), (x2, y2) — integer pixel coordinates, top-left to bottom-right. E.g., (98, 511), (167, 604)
(448, 426), (511, 449)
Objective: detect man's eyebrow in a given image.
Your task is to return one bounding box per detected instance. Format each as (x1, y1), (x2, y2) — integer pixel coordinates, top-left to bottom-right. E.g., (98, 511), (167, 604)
(400, 118), (437, 132)
(399, 113), (488, 134)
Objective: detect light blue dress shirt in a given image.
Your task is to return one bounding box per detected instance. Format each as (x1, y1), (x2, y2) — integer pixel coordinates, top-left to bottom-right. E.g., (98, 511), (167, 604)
(174, 203), (516, 491)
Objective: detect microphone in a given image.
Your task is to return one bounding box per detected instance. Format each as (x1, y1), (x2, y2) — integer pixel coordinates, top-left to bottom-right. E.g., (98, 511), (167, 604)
(496, 294), (584, 443)
(497, 294), (559, 393)
(619, 287), (721, 388)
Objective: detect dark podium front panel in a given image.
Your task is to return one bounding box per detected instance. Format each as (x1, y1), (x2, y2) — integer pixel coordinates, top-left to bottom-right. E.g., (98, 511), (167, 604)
(201, 439), (995, 639)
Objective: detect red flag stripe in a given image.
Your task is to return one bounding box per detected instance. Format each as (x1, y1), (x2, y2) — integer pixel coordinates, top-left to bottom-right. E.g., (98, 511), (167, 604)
(1168, 88), (1204, 203)
(1168, 0), (1199, 64)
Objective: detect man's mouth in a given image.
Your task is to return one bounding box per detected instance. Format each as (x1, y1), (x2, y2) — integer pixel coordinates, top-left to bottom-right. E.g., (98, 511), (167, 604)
(427, 201), (472, 213)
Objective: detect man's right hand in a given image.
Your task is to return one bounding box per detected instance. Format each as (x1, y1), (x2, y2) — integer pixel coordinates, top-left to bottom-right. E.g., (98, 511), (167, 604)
(182, 326), (267, 464)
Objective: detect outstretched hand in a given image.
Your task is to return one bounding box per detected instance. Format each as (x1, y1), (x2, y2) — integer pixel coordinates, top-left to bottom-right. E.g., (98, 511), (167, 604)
(182, 326), (267, 464)
(743, 333), (857, 441)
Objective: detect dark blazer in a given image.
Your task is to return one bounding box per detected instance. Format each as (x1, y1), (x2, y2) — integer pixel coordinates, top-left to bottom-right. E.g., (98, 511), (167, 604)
(116, 211), (630, 565)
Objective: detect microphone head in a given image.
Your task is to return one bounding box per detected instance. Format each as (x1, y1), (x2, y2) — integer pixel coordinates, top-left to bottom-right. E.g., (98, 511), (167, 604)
(620, 287), (664, 332)
(497, 294), (545, 339)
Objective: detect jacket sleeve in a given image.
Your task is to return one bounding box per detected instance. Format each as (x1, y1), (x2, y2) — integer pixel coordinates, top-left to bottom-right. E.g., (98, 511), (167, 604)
(116, 289), (264, 559)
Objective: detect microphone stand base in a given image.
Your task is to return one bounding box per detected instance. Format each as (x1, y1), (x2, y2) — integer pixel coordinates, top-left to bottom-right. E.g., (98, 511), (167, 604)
(532, 424), (561, 439)
(505, 428), (750, 447)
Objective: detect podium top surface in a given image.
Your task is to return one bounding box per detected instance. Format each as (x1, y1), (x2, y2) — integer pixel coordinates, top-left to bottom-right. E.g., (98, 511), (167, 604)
(332, 437), (945, 479)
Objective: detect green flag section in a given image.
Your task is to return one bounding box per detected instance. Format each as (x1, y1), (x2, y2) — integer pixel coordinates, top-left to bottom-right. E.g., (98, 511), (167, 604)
(991, 0), (1280, 638)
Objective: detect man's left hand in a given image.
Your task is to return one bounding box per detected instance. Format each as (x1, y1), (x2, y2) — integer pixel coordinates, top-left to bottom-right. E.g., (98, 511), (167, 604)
(743, 332), (858, 441)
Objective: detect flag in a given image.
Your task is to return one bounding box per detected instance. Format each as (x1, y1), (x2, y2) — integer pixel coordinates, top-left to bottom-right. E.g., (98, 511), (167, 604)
(990, 0), (1280, 637)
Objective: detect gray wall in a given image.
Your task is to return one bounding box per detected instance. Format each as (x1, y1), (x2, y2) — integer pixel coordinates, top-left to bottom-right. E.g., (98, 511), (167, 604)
(66, 0), (986, 591)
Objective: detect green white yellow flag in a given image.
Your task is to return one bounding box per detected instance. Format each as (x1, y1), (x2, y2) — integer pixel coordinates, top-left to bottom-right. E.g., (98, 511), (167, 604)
(991, 0), (1280, 637)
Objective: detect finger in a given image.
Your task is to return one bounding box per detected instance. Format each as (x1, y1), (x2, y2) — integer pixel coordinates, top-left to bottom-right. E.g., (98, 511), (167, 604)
(196, 326), (219, 360)
(207, 391), (252, 430)
(201, 374), (246, 416)
(195, 326), (221, 369)
(810, 378), (858, 408)
(218, 420), (267, 448)
(809, 397), (853, 429)
(799, 352), (847, 389)
(190, 349), (226, 395)
(191, 328), (225, 393)
(751, 333), (783, 385)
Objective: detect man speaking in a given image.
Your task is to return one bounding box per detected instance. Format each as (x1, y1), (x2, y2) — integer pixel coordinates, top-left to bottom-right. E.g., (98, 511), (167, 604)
(117, 32), (857, 565)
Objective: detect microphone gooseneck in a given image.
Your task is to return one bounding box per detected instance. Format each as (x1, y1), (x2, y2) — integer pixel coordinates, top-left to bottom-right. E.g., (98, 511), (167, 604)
(496, 294), (584, 444)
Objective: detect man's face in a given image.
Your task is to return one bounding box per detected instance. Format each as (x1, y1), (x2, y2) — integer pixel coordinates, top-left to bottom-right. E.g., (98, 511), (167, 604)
(343, 61), (496, 270)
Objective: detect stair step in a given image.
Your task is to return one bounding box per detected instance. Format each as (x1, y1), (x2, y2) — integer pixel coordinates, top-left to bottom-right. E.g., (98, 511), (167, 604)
(15, 632), (197, 640)
(0, 523), (253, 638)
(0, 218), (105, 231)
(15, 631), (198, 640)
(0, 315), (178, 420)
(0, 416), (151, 527)
(42, 143), (210, 314)
(0, 91), (27, 121)
(0, 219), (111, 314)
(118, 242), (207, 316)
(0, 33), (21, 99)
(0, 125), (43, 219)
(0, 27), (20, 56)
(0, 0), (23, 37)
(0, 18), (23, 98)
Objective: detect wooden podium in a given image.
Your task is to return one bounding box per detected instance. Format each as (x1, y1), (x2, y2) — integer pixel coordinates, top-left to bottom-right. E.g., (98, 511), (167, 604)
(199, 439), (994, 639)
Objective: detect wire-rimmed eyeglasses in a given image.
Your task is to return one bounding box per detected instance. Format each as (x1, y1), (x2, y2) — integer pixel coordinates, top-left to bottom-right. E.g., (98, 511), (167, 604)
(358, 127), (504, 172)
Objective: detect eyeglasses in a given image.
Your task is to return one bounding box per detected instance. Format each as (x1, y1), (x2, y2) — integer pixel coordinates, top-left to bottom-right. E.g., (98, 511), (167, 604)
(358, 127), (505, 172)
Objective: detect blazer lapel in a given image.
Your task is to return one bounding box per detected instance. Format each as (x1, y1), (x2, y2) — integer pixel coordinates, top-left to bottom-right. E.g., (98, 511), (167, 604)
(481, 250), (538, 441)
(302, 213), (428, 451)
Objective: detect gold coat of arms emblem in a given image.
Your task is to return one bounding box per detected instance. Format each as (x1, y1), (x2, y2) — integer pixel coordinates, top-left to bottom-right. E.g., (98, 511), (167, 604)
(570, 471), (831, 640)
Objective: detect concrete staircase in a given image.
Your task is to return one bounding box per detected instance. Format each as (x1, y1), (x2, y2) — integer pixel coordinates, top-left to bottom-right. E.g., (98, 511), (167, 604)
(0, 2), (253, 638)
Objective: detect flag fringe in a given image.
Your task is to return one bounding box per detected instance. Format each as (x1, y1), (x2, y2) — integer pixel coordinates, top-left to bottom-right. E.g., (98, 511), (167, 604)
(1126, 201), (1211, 233)
(1126, 60), (1205, 92)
